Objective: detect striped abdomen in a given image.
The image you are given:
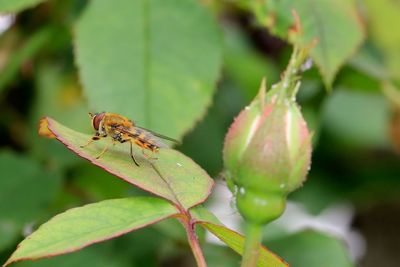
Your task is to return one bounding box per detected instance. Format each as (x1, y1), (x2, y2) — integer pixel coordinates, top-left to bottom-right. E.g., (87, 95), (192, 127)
(127, 127), (162, 152)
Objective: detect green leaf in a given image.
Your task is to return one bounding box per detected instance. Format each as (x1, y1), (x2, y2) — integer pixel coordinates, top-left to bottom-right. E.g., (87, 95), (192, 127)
(75, 0), (222, 139)
(0, 150), (61, 223)
(0, 220), (20, 252)
(382, 82), (400, 108)
(363, 0), (400, 80)
(0, 0), (46, 12)
(322, 88), (389, 148)
(190, 207), (288, 267)
(202, 244), (241, 267)
(251, 0), (365, 87)
(348, 45), (389, 81)
(71, 164), (133, 201)
(267, 230), (354, 267)
(0, 150), (61, 252)
(13, 243), (131, 267)
(39, 117), (214, 210)
(4, 197), (178, 266)
(113, 224), (174, 266)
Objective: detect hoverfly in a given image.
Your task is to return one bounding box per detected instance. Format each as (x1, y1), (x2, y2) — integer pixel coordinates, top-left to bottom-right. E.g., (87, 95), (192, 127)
(81, 112), (179, 166)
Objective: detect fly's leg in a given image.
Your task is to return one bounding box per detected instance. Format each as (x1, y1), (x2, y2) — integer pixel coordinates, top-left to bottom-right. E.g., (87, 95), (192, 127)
(95, 140), (115, 159)
(80, 135), (101, 148)
(141, 149), (158, 161)
(130, 142), (140, 166)
(81, 133), (113, 159)
(119, 138), (139, 166)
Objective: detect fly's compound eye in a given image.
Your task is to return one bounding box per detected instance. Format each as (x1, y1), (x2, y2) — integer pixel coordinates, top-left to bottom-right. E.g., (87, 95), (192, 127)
(92, 112), (106, 131)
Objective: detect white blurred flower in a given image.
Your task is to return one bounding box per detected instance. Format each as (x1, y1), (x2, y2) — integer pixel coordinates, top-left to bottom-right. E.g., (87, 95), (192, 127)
(0, 14), (15, 35)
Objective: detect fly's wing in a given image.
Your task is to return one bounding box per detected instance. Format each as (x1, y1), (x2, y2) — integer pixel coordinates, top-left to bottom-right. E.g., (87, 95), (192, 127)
(115, 125), (178, 148)
(135, 126), (180, 144)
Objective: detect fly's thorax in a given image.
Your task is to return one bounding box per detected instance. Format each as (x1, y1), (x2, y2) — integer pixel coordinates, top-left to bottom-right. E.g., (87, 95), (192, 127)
(105, 113), (133, 128)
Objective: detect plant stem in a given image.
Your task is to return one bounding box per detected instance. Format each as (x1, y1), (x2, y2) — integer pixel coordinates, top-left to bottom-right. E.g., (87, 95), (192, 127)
(241, 222), (262, 267)
(182, 217), (207, 267)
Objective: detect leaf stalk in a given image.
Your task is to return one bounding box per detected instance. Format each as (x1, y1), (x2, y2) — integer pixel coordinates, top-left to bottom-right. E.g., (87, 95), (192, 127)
(180, 213), (207, 267)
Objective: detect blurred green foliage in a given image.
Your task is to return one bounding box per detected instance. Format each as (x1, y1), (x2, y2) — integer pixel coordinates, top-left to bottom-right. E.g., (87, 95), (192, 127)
(74, 0), (222, 139)
(267, 230), (354, 267)
(0, 0), (399, 266)
(248, 0), (365, 87)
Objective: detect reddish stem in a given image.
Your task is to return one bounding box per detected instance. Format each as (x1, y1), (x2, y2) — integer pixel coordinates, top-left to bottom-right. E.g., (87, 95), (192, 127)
(179, 212), (207, 267)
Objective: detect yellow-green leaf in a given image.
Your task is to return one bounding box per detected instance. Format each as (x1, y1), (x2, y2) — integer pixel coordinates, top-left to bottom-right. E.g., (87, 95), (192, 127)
(39, 117), (214, 210)
(4, 197), (178, 266)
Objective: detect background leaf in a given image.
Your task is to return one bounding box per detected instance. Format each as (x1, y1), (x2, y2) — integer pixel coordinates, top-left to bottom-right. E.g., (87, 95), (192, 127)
(5, 197), (178, 266)
(0, 150), (61, 223)
(322, 88), (389, 148)
(39, 117), (214, 210)
(363, 0), (400, 80)
(75, 0), (222, 138)
(0, 0), (46, 12)
(267, 230), (354, 267)
(0, 150), (62, 252)
(251, 0), (365, 87)
(13, 243), (131, 267)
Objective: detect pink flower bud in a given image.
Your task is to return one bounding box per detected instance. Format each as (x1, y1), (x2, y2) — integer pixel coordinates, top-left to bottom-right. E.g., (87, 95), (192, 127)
(223, 80), (312, 224)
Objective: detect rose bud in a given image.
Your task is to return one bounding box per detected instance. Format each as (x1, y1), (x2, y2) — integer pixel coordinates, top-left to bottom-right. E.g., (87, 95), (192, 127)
(223, 79), (312, 224)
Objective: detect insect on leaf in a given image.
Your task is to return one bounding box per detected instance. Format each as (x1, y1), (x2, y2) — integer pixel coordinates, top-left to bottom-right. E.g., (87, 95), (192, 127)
(38, 117), (214, 211)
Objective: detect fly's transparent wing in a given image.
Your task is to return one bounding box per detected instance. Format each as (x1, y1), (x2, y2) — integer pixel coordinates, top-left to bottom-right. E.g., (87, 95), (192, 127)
(135, 126), (180, 144)
(115, 125), (179, 148)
